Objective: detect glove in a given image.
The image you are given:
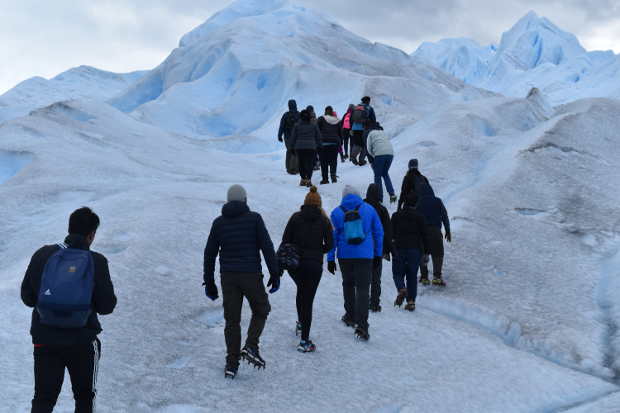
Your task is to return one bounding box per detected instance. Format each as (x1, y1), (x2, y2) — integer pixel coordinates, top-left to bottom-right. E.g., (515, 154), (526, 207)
(383, 252), (391, 262)
(445, 232), (452, 243)
(327, 261), (337, 275)
(267, 275), (280, 294)
(278, 136), (283, 142)
(204, 280), (219, 301)
(373, 256), (382, 269)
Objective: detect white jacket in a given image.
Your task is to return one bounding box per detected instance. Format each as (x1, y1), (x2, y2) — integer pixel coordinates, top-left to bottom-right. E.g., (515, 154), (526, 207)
(366, 130), (393, 157)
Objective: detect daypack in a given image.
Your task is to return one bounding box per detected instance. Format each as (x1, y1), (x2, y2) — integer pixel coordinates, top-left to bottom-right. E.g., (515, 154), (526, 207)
(284, 111), (301, 134)
(277, 243), (300, 271)
(36, 244), (95, 328)
(350, 105), (369, 125)
(340, 205), (366, 245)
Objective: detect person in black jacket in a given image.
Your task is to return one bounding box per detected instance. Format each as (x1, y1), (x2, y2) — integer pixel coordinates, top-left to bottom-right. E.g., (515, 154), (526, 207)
(290, 110), (322, 187)
(281, 186), (333, 352)
(203, 185), (280, 378)
(398, 158), (431, 211)
(21, 207), (117, 413)
(391, 192), (428, 311)
(278, 99), (301, 175)
(317, 106), (342, 184)
(364, 184), (393, 312)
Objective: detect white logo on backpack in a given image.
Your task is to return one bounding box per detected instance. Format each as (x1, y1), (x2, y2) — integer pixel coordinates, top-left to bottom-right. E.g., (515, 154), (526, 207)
(44, 289), (52, 296)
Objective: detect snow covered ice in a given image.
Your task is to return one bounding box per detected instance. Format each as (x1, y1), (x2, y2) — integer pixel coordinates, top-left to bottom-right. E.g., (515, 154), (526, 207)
(2, 0), (620, 412)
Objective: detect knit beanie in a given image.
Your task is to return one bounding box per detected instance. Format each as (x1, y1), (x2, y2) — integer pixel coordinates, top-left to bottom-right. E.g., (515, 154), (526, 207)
(409, 159), (419, 170)
(227, 184), (247, 203)
(342, 185), (360, 198)
(304, 186), (322, 207)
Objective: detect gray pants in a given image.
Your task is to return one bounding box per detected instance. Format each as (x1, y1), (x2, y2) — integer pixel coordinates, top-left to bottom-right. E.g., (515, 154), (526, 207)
(420, 226), (445, 278)
(221, 273), (271, 367)
(339, 259), (372, 330)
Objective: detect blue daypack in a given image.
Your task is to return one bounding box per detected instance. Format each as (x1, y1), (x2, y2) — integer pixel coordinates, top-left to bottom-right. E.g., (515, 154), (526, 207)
(340, 205), (366, 245)
(36, 243), (95, 328)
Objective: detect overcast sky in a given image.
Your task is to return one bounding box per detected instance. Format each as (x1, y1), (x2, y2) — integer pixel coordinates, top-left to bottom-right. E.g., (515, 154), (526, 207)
(2, 0), (620, 94)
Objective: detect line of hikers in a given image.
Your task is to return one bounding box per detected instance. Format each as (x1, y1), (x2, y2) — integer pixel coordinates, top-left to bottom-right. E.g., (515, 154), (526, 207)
(19, 162), (451, 409)
(278, 97), (398, 203)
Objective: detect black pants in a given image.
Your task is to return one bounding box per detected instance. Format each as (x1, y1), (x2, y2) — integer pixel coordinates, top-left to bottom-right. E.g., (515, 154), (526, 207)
(32, 339), (101, 413)
(221, 273), (271, 367)
(289, 260), (323, 341)
(339, 259), (372, 330)
(350, 130), (364, 163)
(342, 130), (350, 156)
(319, 146), (339, 181)
(420, 226), (445, 278)
(370, 260), (382, 307)
(297, 149), (317, 181)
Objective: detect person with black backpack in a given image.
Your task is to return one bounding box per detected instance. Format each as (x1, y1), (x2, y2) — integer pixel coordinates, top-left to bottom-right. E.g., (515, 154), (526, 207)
(317, 106), (342, 184)
(349, 96), (376, 166)
(398, 158), (431, 211)
(278, 99), (301, 175)
(21, 207), (117, 413)
(280, 186), (333, 352)
(327, 185), (384, 341)
(203, 185), (281, 379)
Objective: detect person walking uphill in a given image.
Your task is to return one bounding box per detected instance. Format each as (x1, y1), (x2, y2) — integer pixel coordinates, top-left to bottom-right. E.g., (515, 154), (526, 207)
(317, 106), (342, 184)
(415, 184), (451, 287)
(364, 183), (393, 312)
(281, 186), (334, 352)
(367, 123), (397, 203)
(340, 104), (354, 161)
(398, 158), (431, 211)
(391, 192), (428, 311)
(327, 185), (384, 341)
(350, 96), (376, 166)
(278, 99), (301, 175)
(290, 109), (322, 187)
(21, 207), (117, 413)
(203, 185), (281, 379)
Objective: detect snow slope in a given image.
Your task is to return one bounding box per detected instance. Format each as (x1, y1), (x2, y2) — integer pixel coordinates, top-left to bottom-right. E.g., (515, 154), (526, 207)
(413, 11), (620, 105)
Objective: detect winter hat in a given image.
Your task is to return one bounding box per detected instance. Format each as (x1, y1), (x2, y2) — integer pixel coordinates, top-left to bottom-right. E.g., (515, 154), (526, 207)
(365, 183), (379, 202)
(361, 96), (371, 104)
(342, 185), (360, 198)
(409, 159), (419, 170)
(227, 184), (247, 203)
(304, 186), (322, 207)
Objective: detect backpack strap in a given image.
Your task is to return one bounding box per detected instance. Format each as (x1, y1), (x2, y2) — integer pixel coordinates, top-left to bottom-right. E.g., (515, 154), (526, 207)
(57, 243), (68, 249)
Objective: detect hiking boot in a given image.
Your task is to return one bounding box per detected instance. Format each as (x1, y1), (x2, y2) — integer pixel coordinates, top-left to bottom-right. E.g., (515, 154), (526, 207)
(358, 160), (367, 166)
(224, 363), (238, 379)
(369, 303), (382, 313)
(331, 175), (337, 183)
(299, 179), (307, 186)
(351, 158), (359, 165)
(341, 314), (355, 328)
(419, 277), (430, 286)
(306, 180), (313, 187)
(355, 326), (370, 341)
(432, 278), (446, 287)
(320, 179), (329, 185)
(295, 321), (302, 337)
(241, 346), (266, 369)
(404, 300), (416, 312)
(394, 289), (407, 307)
(297, 340), (316, 353)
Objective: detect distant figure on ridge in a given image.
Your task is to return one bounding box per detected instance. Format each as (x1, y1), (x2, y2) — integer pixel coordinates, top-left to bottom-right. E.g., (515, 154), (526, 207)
(349, 96), (376, 166)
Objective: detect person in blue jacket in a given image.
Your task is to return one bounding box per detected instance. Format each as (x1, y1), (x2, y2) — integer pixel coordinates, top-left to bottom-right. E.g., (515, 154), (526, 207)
(327, 185), (383, 341)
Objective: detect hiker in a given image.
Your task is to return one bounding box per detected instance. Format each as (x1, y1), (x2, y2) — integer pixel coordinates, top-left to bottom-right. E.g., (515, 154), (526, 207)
(349, 97), (376, 166)
(306, 105), (320, 171)
(290, 109), (322, 187)
(391, 192), (428, 311)
(203, 185), (281, 379)
(21, 207), (117, 413)
(317, 106), (342, 184)
(415, 184), (451, 286)
(340, 104), (354, 161)
(278, 99), (301, 175)
(364, 183), (393, 312)
(398, 158), (431, 211)
(281, 186), (334, 352)
(327, 185), (384, 341)
(367, 122), (397, 203)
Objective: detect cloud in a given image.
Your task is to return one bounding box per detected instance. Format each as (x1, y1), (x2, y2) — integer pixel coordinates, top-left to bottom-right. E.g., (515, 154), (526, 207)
(2, 0), (620, 93)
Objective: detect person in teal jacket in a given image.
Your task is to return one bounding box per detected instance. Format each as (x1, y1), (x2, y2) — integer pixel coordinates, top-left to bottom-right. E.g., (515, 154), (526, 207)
(327, 185), (383, 341)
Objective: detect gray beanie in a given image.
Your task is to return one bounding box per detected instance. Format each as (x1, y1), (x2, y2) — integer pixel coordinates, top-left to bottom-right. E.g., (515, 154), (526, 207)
(342, 185), (360, 198)
(227, 184), (247, 202)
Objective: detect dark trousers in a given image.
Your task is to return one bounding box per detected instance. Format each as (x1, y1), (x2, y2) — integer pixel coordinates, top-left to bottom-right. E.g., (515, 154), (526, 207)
(296, 149), (317, 181)
(350, 130), (365, 163)
(319, 146), (339, 181)
(289, 260), (323, 341)
(32, 339), (101, 413)
(339, 259), (372, 330)
(370, 260), (382, 306)
(342, 130), (350, 156)
(285, 149), (298, 175)
(392, 248), (422, 301)
(371, 155), (395, 202)
(221, 273), (271, 367)
(420, 226), (445, 279)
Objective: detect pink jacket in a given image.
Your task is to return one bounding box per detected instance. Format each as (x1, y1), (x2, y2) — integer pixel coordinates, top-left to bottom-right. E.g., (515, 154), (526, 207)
(343, 112), (352, 130)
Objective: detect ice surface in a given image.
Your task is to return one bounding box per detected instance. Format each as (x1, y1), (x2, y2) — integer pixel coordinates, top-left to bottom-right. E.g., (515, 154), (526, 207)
(0, 151), (32, 185)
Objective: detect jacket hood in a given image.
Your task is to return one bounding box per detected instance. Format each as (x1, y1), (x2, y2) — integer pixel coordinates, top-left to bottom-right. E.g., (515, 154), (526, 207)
(323, 115), (340, 125)
(288, 99), (298, 112)
(222, 201), (250, 218)
(300, 205), (322, 221)
(365, 183), (380, 204)
(341, 193), (363, 210)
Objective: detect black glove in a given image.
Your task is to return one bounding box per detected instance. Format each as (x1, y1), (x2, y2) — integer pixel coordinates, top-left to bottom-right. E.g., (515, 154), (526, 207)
(445, 232), (452, 243)
(204, 280), (219, 301)
(327, 261), (337, 275)
(267, 275), (280, 294)
(278, 136), (283, 142)
(373, 256), (382, 269)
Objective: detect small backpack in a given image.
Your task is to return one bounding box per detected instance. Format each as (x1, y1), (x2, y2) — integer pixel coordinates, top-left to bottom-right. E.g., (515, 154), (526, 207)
(340, 205), (366, 245)
(350, 105), (369, 125)
(36, 244), (95, 328)
(277, 243), (300, 271)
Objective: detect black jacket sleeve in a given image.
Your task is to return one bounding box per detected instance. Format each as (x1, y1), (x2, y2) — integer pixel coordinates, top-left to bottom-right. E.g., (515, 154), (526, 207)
(439, 199), (451, 234)
(278, 113), (287, 140)
(315, 125), (323, 148)
(92, 254), (117, 315)
(381, 207), (393, 254)
(418, 215), (429, 254)
(282, 214), (296, 245)
(204, 219), (221, 284)
(20, 250), (41, 308)
(256, 215), (279, 277)
(322, 216), (334, 254)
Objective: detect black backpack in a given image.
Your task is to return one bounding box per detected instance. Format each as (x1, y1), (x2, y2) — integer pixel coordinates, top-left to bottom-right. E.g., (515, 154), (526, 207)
(277, 243), (300, 271)
(351, 105), (369, 124)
